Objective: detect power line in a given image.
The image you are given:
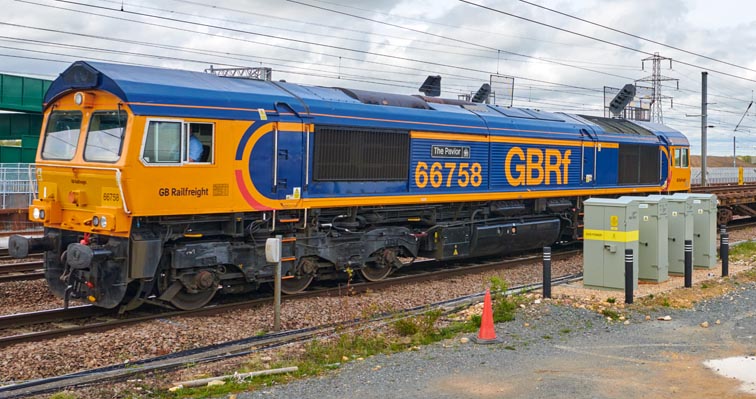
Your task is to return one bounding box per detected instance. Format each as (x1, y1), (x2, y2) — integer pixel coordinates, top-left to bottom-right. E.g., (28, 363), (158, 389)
(96, 0), (513, 63)
(457, 0), (756, 86)
(286, 0), (637, 81)
(27, 0), (608, 94)
(518, 0), (756, 75)
(0, 30), (490, 93)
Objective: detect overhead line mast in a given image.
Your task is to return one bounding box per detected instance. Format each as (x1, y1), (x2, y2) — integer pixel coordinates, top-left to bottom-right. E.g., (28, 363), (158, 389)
(636, 53), (678, 124)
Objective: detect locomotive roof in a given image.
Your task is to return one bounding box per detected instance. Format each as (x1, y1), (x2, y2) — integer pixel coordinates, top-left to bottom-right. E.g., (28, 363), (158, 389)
(44, 61), (689, 146)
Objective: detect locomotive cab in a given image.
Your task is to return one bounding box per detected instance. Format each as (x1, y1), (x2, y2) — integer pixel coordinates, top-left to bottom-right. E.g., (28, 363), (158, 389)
(667, 146), (691, 192)
(15, 87), (135, 309)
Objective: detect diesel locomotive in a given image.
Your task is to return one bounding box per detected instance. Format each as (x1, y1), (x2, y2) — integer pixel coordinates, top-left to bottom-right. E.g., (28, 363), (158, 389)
(9, 61), (691, 311)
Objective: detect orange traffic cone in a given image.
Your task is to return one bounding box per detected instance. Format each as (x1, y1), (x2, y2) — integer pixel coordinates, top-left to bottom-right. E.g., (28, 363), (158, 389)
(472, 288), (502, 344)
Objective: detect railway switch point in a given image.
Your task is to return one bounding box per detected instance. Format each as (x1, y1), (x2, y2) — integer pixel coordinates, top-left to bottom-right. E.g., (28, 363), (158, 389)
(471, 289), (502, 344)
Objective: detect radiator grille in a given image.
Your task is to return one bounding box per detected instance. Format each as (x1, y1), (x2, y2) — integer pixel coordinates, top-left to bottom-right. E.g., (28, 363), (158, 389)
(313, 126), (409, 181)
(618, 144), (660, 184)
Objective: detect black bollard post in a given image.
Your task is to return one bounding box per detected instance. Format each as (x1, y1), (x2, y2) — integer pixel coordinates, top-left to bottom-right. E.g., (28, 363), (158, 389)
(721, 232), (729, 277)
(542, 246), (551, 299)
(625, 249), (633, 304)
(684, 239), (693, 288)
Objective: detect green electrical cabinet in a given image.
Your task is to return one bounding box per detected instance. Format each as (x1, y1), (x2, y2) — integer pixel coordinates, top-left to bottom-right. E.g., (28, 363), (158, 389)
(583, 198), (639, 290)
(673, 193), (717, 269)
(619, 196), (669, 282)
(652, 195), (693, 275)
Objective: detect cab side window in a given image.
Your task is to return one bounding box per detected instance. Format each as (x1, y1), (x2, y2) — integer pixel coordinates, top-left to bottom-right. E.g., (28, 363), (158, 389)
(185, 123), (214, 163)
(143, 121), (181, 164)
(673, 148), (681, 167)
(681, 148), (689, 167)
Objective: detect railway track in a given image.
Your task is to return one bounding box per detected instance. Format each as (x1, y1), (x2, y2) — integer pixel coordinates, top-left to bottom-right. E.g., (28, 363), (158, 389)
(0, 254), (43, 263)
(0, 260), (44, 283)
(0, 272), (582, 398)
(727, 217), (756, 232)
(0, 249), (579, 349)
(0, 229), (42, 239)
(691, 183), (756, 193)
(0, 212), (750, 348)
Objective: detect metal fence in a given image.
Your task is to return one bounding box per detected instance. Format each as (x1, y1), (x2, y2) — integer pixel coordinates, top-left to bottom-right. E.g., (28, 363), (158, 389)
(0, 163), (35, 209)
(690, 167), (756, 186)
(0, 163), (38, 231)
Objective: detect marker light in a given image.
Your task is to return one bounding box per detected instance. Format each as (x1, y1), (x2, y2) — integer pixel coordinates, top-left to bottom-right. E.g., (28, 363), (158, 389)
(74, 92), (84, 105)
(32, 208), (40, 219)
(87, 295), (96, 302)
(100, 216), (108, 228)
(39, 209), (45, 220)
(92, 216), (99, 227)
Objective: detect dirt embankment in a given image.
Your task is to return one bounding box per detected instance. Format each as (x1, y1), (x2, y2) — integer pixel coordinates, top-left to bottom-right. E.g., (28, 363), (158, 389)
(690, 155), (755, 167)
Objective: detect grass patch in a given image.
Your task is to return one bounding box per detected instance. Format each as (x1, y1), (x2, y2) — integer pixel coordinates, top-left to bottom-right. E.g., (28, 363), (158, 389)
(392, 310), (448, 344)
(559, 328), (572, 335)
(606, 297), (616, 304)
(729, 241), (756, 261)
(153, 276), (532, 398)
(157, 333), (398, 399)
(601, 309), (620, 320)
(489, 276), (524, 323)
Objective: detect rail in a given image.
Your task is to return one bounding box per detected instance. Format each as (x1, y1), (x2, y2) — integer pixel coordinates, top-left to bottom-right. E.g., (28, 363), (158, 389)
(0, 249), (580, 348)
(0, 272), (582, 398)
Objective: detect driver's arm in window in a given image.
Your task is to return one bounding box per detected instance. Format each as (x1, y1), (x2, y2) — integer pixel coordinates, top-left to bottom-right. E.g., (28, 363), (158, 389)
(188, 134), (203, 162)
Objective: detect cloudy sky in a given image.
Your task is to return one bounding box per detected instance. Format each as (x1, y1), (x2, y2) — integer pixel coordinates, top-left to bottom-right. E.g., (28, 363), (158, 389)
(3, 0), (756, 156)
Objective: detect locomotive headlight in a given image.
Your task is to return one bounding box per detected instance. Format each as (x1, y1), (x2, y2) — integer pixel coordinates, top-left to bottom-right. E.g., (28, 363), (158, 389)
(74, 92), (84, 105)
(100, 216), (108, 228)
(92, 216), (100, 227)
(32, 208), (40, 219)
(39, 209), (45, 220)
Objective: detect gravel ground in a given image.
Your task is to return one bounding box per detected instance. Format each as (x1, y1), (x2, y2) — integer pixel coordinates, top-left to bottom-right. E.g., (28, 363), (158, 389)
(0, 226), (753, 396)
(0, 254), (583, 383)
(0, 280), (59, 315)
(0, 225), (752, 317)
(239, 280), (756, 399)
(726, 225), (756, 243)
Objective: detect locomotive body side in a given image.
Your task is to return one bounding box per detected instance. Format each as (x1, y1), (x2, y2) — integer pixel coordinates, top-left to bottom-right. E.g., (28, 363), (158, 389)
(10, 61), (690, 311)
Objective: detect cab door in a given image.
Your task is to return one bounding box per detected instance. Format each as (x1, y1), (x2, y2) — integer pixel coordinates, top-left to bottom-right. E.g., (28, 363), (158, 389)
(580, 128), (597, 187)
(668, 146), (691, 191)
(273, 103), (305, 201)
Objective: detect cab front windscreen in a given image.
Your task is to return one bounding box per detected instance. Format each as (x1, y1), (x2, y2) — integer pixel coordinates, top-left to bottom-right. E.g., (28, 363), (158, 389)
(84, 111), (127, 162)
(41, 110), (82, 160)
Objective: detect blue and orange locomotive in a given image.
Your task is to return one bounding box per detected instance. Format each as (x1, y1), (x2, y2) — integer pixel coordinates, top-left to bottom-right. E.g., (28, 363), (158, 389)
(9, 61), (690, 310)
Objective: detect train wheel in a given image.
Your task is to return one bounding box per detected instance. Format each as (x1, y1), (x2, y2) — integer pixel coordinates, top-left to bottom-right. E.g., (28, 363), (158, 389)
(280, 274), (314, 295)
(159, 269), (219, 310)
(170, 286), (217, 310)
(360, 248), (402, 282)
(359, 263), (392, 281)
